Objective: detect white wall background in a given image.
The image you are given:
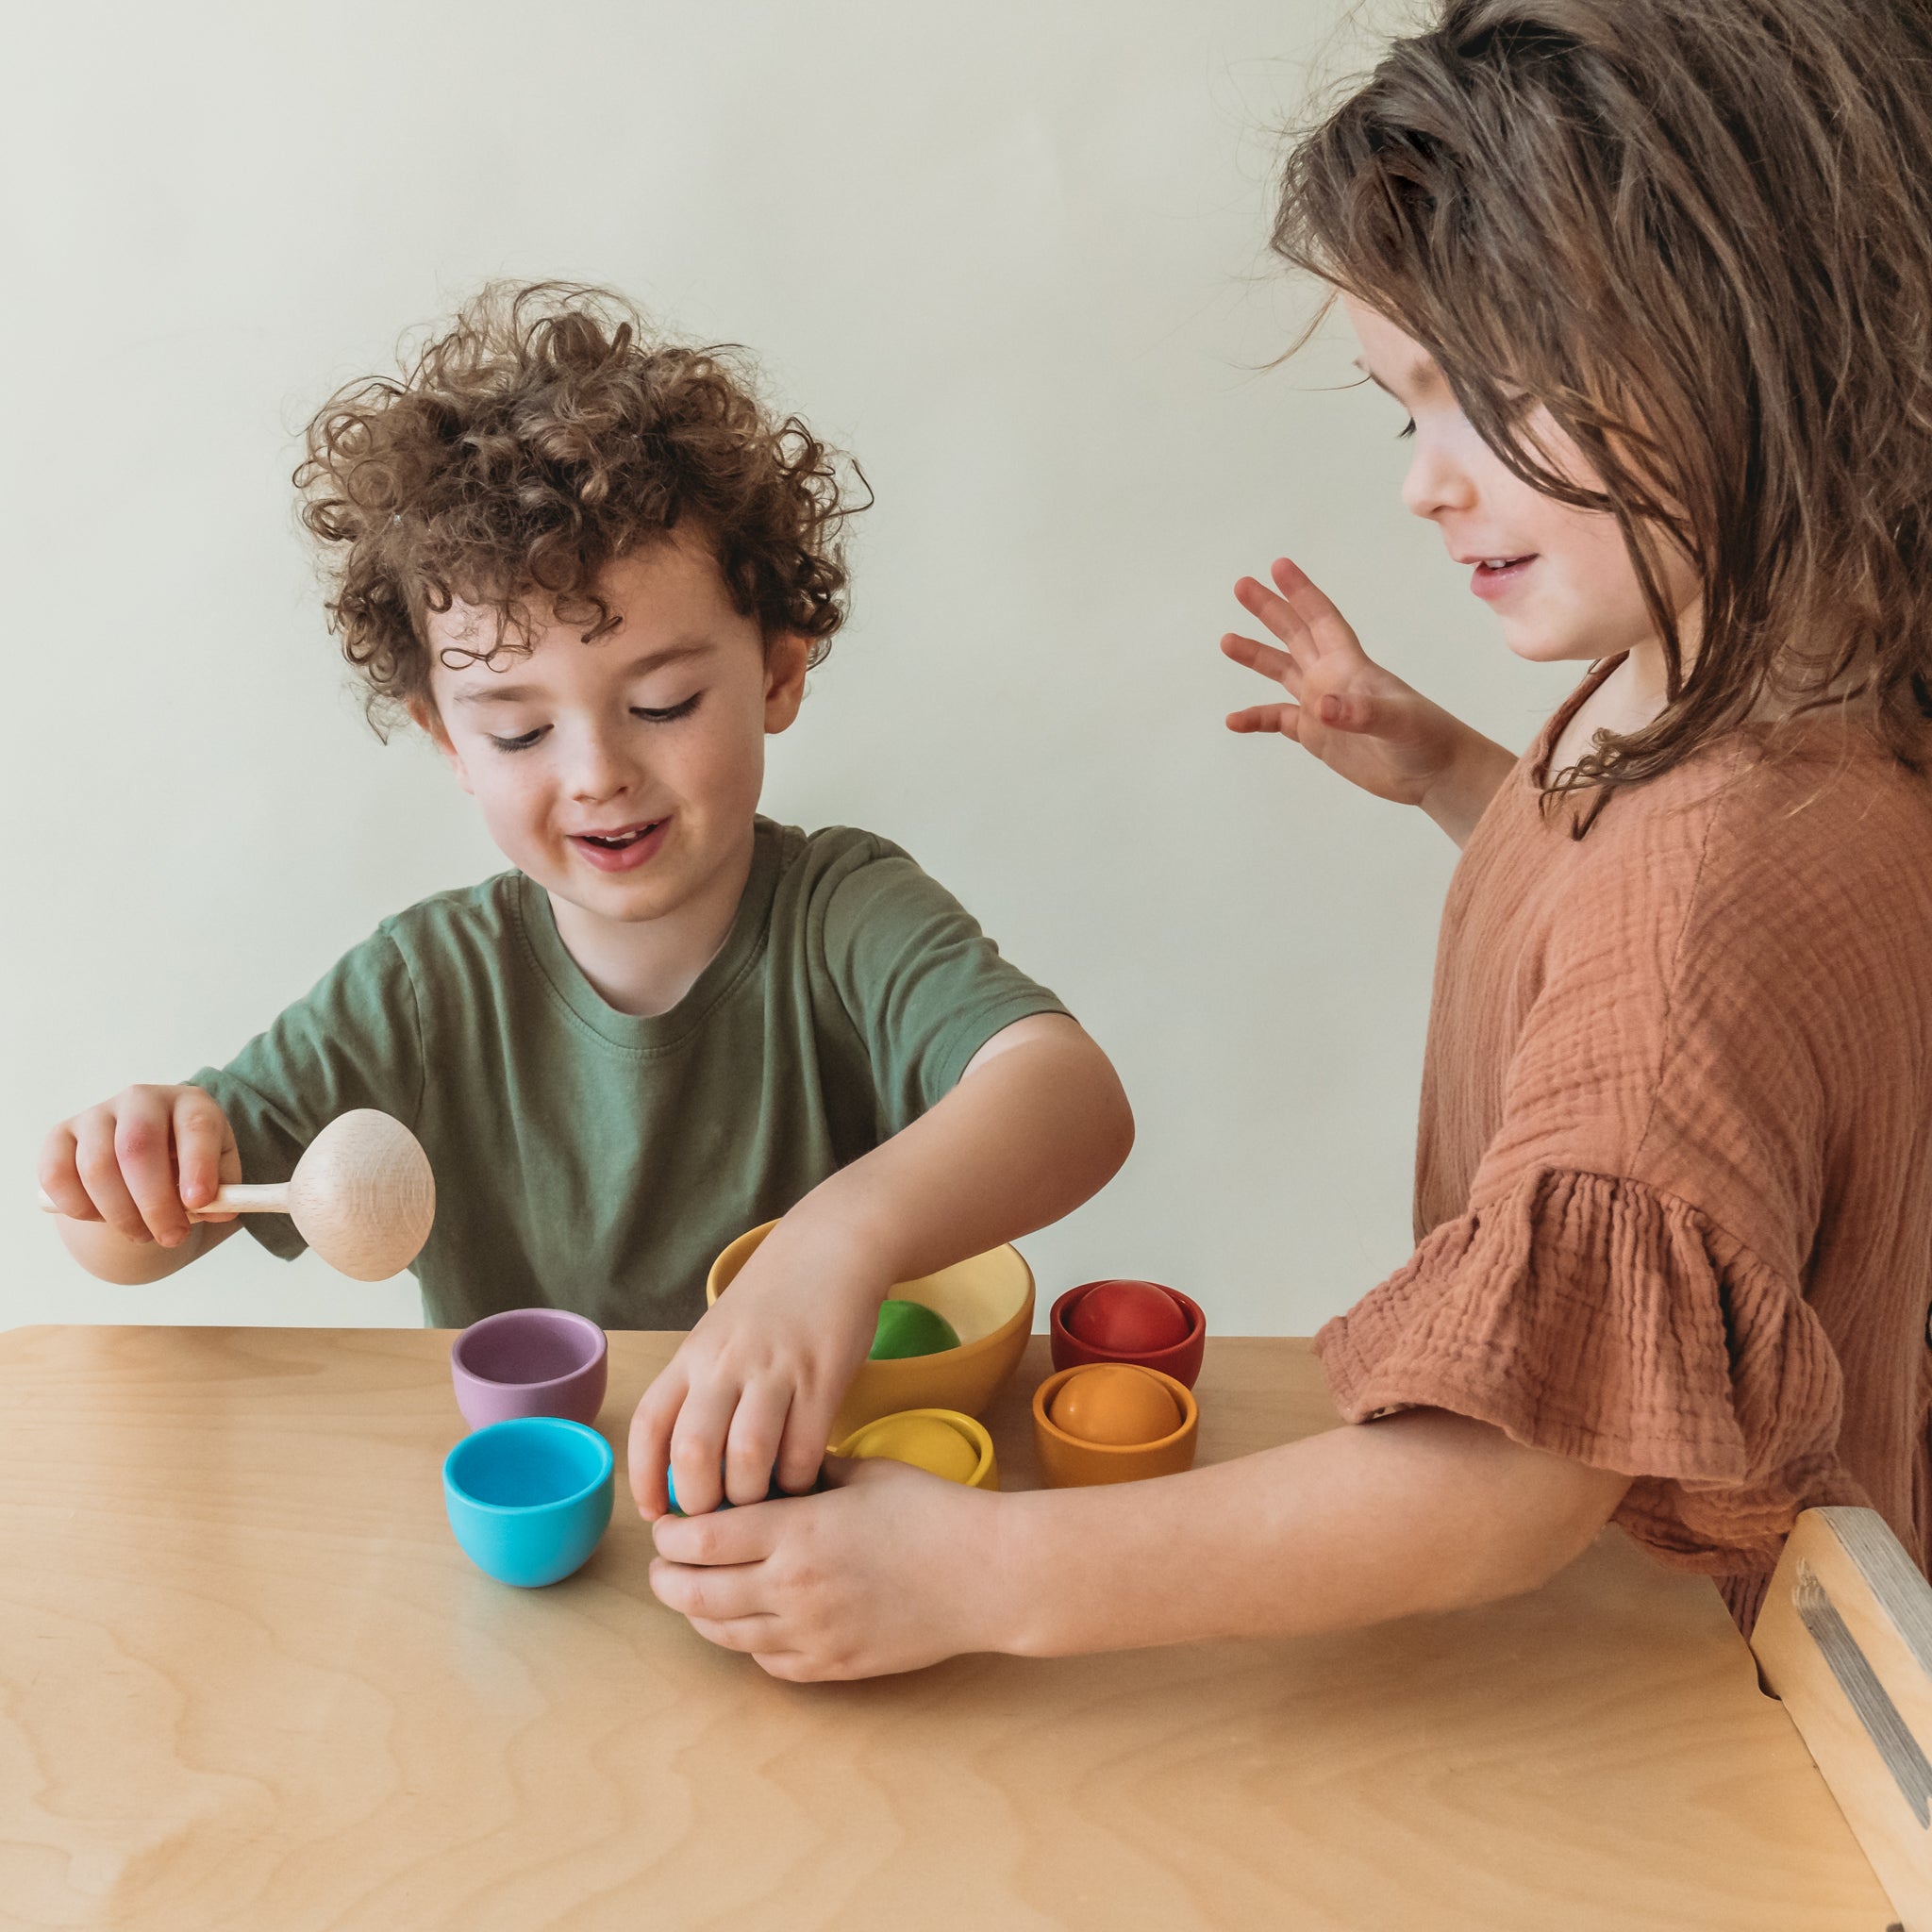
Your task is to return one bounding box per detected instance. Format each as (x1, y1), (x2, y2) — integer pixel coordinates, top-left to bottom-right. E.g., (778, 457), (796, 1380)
(0, 0), (1574, 1334)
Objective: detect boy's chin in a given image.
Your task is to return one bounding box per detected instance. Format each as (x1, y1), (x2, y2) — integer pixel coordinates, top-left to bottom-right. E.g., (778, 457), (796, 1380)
(541, 872), (672, 924)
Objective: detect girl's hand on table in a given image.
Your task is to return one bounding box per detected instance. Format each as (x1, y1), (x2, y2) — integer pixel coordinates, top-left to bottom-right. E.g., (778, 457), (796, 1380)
(648, 1455), (1004, 1679)
(39, 1083), (242, 1247)
(1222, 557), (1515, 844)
(628, 1213), (891, 1520)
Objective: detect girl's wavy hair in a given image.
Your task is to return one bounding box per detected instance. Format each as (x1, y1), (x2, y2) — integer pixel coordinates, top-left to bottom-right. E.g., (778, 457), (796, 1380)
(1274, 0), (1932, 818)
(294, 282), (867, 731)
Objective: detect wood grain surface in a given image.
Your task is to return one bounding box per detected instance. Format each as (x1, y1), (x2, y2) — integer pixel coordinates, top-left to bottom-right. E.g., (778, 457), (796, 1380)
(0, 1324), (1894, 1932)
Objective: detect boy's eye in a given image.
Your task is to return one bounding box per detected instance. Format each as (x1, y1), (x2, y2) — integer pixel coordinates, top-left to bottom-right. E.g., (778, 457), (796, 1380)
(633, 693), (702, 724)
(488, 726), (547, 753)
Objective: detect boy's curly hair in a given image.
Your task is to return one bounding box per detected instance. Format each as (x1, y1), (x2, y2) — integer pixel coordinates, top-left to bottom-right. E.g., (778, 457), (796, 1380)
(294, 282), (866, 731)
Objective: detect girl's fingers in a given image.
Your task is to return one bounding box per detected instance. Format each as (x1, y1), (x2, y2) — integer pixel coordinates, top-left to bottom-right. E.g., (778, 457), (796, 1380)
(648, 1556), (773, 1624)
(1219, 631), (1305, 695)
(1314, 691), (1382, 733)
(1269, 558), (1365, 660)
(1232, 576), (1316, 656)
(171, 1092), (230, 1215)
(686, 1614), (790, 1658)
(650, 1495), (783, 1566)
(1226, 702), (1303, 740)
(722, 1380), (789, 1506)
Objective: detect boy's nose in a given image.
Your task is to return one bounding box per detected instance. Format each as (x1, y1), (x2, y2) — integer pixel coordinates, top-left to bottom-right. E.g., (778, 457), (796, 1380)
(566, 729), (641, 804)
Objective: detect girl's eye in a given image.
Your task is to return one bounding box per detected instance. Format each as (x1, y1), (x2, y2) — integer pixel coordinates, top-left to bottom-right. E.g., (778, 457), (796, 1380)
(1397, 417), (1417, 440)
(633, 693), (702, 724)
(488, 726), (546, 753)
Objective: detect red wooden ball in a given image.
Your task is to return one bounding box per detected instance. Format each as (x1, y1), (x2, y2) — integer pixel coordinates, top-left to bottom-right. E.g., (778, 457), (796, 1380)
(1068, 1280), (1190, 1356)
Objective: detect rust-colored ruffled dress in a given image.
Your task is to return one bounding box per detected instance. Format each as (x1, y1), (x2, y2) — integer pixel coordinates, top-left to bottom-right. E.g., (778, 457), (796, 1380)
(1315, 659), (1932, 1630)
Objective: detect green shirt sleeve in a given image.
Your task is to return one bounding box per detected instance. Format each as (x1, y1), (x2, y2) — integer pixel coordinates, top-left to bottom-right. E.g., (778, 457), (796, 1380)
(814, 838), (1070, 1135)
(186, 925), (427, 1260)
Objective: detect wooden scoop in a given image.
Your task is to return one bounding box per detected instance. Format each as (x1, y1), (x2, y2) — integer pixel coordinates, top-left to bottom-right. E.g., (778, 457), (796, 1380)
(39, 1108), (435, 1282)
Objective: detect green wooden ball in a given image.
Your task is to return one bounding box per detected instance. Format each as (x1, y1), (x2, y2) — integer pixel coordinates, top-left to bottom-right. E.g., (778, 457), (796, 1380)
(869, 1298), (960, 1359)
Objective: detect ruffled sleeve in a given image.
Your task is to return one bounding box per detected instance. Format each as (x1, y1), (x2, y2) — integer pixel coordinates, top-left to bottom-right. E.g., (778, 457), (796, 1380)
(1318, 1163), (1865, 1576)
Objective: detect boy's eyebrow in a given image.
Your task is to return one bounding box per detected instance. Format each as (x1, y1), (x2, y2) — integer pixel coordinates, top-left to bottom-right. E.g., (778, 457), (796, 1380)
(450, 641), (713, 706)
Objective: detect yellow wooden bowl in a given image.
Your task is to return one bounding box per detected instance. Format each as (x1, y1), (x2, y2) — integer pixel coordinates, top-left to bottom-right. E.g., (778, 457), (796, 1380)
(706, 1222), (1035, 1441)
(1031, 1363), (1199, 1487)
(833, 1408), (999, 1490)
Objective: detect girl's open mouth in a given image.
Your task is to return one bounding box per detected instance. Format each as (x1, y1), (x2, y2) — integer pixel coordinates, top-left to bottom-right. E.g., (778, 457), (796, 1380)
(1471, 555), (1537, 599)
(569, 818), (669, 873)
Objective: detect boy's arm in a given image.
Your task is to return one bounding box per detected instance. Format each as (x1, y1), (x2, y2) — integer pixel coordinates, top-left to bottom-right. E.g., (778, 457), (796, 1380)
(629, 1012), (1132, 1518)
(647, 1407), (1630, 1678)
(780, 1012), (1133, 1289)
(42, 925), (426, 1285)
(53, 1213), (243, 1285)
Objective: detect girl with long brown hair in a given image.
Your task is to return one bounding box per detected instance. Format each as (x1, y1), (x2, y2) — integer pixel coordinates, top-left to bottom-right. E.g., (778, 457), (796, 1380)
(648, 0), (1932, 1672)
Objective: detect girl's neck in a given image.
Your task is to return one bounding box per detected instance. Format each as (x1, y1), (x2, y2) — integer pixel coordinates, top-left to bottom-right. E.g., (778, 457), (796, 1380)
(1551, 616), (1880, 779)
(1548, 642), (1672, 775)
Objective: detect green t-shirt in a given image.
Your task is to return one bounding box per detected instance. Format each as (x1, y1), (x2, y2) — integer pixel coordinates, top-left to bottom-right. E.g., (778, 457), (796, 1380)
(191, 819), (1066, 1328)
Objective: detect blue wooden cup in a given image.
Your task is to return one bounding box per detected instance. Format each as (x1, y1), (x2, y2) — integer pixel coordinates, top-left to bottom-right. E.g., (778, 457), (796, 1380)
(442, 1416), (614, 1587)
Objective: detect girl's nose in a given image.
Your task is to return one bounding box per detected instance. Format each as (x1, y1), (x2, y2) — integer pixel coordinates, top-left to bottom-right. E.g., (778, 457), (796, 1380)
(1401, 435), (1478, 522)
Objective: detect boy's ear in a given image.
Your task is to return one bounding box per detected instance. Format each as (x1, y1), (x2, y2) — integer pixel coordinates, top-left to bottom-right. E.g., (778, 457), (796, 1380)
(408, 697), (475, 794)
(763, 631), (811, 734)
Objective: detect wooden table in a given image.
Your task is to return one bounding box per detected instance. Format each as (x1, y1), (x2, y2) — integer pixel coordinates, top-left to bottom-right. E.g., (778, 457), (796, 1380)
(0, 1325), (1896, 1931)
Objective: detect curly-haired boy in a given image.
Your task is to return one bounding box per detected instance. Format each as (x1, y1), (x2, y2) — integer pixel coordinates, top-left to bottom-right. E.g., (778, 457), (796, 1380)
(41, 284), (1134, 1519)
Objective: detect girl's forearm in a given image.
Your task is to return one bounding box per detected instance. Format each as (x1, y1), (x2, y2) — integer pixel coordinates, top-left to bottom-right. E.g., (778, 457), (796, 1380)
(790, 1015), (1134, 1285)
(1418, 724), (1519, 847)
(990, 1409), (1631, 1656)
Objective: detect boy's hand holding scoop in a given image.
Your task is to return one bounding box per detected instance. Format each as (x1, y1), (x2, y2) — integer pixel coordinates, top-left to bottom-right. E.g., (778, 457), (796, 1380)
(39, 1084), (245, 1282)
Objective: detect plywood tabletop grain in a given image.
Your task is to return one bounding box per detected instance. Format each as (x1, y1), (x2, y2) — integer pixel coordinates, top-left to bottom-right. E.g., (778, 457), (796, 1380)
(0, 1324), (1894, 1932)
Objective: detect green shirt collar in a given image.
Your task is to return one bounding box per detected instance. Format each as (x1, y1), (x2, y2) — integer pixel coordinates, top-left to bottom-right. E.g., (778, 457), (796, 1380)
(510, 819), (786, 1052)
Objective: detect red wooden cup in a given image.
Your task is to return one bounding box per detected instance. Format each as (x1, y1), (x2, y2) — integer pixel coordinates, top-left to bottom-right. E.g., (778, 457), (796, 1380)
(1048, 1279), (1206, 1389)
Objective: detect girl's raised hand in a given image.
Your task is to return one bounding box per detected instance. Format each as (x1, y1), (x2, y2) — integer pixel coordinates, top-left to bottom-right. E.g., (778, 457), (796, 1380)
(1221, 558), (1473, 808)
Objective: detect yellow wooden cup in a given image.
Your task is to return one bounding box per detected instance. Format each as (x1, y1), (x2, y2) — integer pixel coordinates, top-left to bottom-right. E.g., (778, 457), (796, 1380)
(706, 1222), (1034, 1441)
(833, 1408), (999, 1491)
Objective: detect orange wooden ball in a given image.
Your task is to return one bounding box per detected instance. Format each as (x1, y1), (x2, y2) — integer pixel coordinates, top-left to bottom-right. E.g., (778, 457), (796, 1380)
(1047, 1364), (1181, 1446)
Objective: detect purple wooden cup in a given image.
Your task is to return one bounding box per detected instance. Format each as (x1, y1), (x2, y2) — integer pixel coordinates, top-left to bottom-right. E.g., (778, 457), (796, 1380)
(450, 1308), (608, 1430)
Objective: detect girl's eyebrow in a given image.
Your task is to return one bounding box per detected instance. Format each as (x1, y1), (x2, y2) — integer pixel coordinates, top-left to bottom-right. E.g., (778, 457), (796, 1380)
(1353, 355), (1437, 398)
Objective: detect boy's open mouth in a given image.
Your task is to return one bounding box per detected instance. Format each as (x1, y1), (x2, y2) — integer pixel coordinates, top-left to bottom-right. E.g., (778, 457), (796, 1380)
(578, 823), (658, 849)
(569, 818), (670, 873)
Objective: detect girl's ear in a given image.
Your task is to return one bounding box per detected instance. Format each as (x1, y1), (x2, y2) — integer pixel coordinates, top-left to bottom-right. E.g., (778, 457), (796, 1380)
(408, 697), (475, 795)
(763, 631), (811, 735)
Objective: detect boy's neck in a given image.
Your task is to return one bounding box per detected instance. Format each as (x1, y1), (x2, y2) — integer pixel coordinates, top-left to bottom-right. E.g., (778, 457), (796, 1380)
(545, 824), (759, 1019)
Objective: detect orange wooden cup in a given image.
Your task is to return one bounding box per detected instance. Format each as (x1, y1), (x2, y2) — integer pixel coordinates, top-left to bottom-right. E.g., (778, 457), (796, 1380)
(1030, 1363), (1199, 1488)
